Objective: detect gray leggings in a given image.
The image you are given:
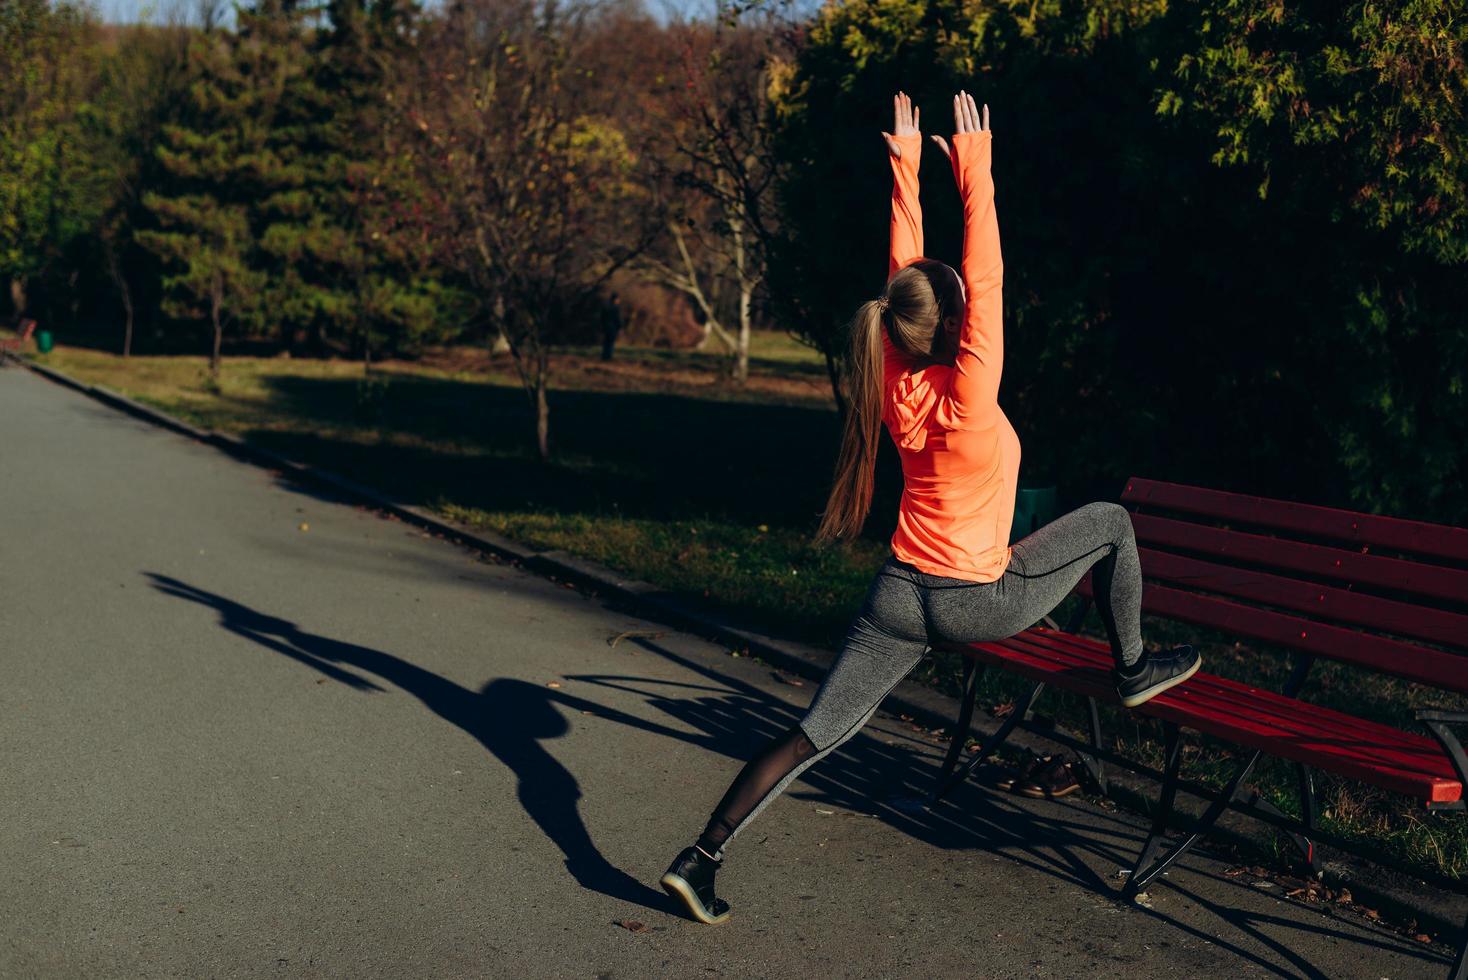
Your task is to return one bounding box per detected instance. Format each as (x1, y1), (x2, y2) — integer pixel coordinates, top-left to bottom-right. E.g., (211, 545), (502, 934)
(696, 501), (1143, 859)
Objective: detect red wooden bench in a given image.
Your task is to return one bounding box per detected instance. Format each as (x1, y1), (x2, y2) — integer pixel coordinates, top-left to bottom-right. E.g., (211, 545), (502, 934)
(932, 477), (1468, 978)
(0, 318), (37, 353)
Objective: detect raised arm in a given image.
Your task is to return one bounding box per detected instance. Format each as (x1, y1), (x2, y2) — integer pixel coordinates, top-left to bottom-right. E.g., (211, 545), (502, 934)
(888, 136), (924, 276)
(884, 92), (923, 278)
(944, 94), (1003, 417)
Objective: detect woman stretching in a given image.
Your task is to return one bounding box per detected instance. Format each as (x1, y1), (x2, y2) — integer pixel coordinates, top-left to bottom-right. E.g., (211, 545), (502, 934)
(660, 90), (1201, 925)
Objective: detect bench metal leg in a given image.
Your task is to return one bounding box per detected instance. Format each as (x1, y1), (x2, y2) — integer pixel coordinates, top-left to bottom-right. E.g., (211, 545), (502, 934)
(1294, 763), (1323, 877)
(1124, 721), (1183, 897)
(1244, 788), (1319, 876)
(1073, 696), (1108, 794)
(1124, 653), (1323, 897)
(932, 658), (983, 800)
(932, 679), (1045, 804)
(1415, 714), (1468, 980)
(1128, 744), (1266, 895)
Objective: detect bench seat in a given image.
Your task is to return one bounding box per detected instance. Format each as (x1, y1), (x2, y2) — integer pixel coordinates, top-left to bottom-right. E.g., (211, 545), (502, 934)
(948, 627), (1463, 804)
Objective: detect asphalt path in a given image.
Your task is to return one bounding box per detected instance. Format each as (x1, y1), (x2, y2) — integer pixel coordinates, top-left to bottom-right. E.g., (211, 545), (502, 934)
(0, 363), (1446, 979)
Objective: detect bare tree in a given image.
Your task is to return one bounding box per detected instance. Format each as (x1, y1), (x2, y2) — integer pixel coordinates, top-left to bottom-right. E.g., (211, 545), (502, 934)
(647, 7), (789, 382)
(398, 0), (658, 458)
(637, 192), (741, 354)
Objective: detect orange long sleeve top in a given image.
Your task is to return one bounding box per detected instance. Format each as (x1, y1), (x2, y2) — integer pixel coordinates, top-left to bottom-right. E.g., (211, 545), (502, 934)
(881, 131), (1021, 583)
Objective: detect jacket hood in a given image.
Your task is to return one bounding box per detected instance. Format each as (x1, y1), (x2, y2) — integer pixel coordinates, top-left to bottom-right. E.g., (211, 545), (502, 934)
(886, 368), (940, 452)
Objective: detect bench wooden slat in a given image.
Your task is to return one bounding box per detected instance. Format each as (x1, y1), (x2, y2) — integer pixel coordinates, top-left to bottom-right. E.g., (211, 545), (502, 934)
(950, 630), (1463, 803)
(1076, 577), (1468, 693)
(1004, 628), (1424, 742)
(1123, 477), (1468, 564)
(1131, 513), (1468, 605)
(1134, 548), (1468, 651)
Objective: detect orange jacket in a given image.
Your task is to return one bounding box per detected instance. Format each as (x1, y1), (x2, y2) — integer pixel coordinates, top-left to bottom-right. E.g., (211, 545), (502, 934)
(881, 131), (1020, 582)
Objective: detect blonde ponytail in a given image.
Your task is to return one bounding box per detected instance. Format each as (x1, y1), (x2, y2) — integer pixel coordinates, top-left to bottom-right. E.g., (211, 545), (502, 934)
(815, 300), (887, 543)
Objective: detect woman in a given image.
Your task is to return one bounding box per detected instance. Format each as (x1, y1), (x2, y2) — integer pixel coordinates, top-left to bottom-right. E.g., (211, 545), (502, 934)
(660, 90), (1201, 925)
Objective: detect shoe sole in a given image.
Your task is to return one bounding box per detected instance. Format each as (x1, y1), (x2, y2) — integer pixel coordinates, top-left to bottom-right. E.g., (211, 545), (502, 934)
(1119, 656), (1202, 709)
(660, 872), (731, 925)
(1016, 781), (1081, 800)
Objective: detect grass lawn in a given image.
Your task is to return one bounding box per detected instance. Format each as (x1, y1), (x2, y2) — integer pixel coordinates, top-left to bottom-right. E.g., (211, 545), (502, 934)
(29, 338), (887, 650)
(17, 335), (1468, 887)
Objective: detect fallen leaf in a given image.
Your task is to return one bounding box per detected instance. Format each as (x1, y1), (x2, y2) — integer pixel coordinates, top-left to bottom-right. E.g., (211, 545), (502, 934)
(1335, 888), (1352, 904)
(607, 629), (666, 648)
(546, 681), (562, 688)
(614, 919), (650, 933)
(1415, 934), (1433, 944)
(298, 522), (309, 532)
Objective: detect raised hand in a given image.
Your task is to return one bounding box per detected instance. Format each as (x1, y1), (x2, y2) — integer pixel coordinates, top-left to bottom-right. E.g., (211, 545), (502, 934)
(929, 90), (989, 168)
(881, 91), (920, 160)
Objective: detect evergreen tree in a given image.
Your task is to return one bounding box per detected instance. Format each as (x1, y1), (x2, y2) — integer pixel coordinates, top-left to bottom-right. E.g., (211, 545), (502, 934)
(138, 0), (305, 371)
(307, 0), (460, 360)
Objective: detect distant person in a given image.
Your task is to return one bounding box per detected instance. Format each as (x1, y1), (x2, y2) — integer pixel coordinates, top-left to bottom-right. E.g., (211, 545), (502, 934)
(600, 292), (623, 361)
(659, 90), (1202, 924)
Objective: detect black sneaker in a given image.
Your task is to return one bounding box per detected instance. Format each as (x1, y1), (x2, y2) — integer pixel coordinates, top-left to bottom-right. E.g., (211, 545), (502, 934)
(660, 846), (731, 924)
(1114, 646), (1202, 708)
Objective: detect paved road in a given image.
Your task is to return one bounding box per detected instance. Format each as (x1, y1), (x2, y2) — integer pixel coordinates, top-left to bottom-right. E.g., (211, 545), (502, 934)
(0, 362), (1446, 979)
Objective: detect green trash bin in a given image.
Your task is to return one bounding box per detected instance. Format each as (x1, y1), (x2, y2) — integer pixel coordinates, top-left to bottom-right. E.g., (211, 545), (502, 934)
(1011, 484), (1059, 543)
(35, 329), (53, 353)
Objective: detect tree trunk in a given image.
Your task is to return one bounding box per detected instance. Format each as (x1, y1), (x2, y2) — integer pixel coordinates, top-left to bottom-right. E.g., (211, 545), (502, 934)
(733, 220), (751, 383)
(736, 281), (751, 383)
(665, 220), (736, 354)
(491, 295), (511, 354)
(102, 240), (136, 356)
(122, 297), (135, 359)
(9, 277), (26, 321)
(824, 348), (845, 419)
(694, 316), (736, 353)
(534, 352), (550, 461)
(209, 277), (223, 377)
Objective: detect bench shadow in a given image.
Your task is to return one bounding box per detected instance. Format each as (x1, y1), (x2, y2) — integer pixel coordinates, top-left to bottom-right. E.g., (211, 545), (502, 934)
(567, 636), (1441, 977)
(145, 572), (1440, 976)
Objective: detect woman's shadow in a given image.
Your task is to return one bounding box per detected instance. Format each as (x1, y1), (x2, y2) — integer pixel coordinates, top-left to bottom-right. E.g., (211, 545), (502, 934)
(145, 573), (676, 914)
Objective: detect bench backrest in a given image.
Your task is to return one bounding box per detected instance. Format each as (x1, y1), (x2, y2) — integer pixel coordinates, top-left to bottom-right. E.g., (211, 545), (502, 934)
(1077, 478), (1468, 694)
